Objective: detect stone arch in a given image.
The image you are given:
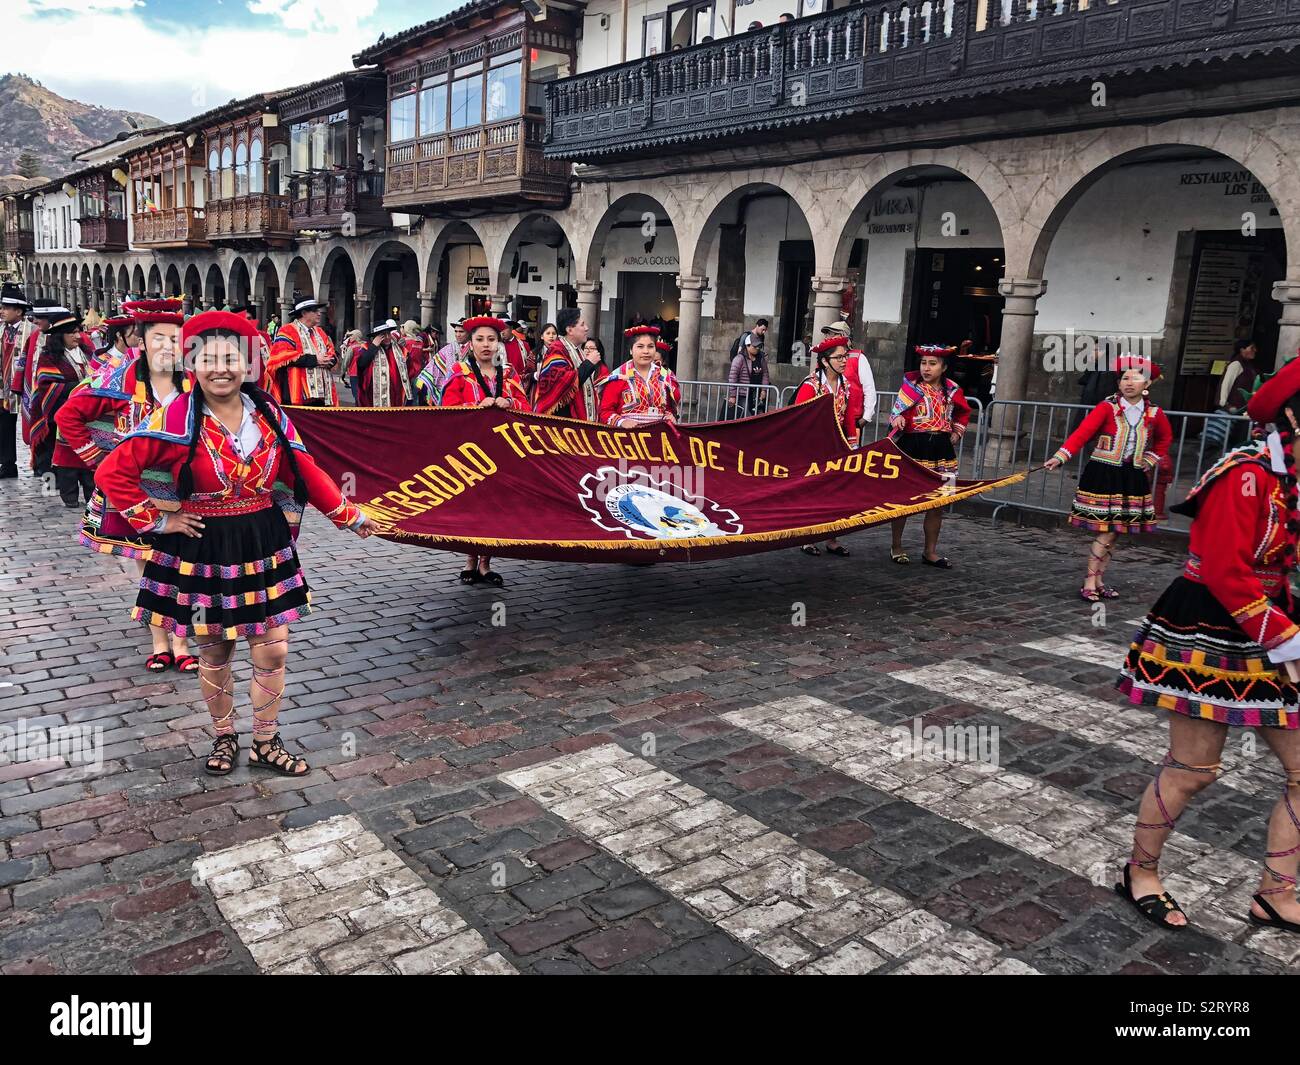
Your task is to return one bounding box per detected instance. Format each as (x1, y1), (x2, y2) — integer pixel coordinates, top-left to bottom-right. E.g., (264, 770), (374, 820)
(581, 191), (681, 283)
(419, 225), (484, 331)
(318, 244), (361, 335)
(684, 173), (822, 279)
(183, 263), (202, 305)
(163, 263), (182, 299)
(253, 256), (280, 318)
(146, 263), (163, 298)
(283, 255), (314, 309)
(203, 263), (224, 307)
(1024, 132), (1300, 280)
(227, 257), (252, 308)
(119, 264), (131, 296)
(493, 212), (577, 302)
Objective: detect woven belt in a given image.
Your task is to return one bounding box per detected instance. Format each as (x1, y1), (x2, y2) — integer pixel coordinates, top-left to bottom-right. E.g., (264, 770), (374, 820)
(181, 497), (273, 517)
(1184, 552), (1286, 596)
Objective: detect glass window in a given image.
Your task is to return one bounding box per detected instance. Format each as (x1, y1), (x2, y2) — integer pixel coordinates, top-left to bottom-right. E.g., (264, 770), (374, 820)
(108, 187), (125, 219)
(390, 93), (417, 141)
(235, 142), (249, 196)
(309, 123), (327, 170)
(450, 65), (482, 130)
(291, 122), (310, 174)
(419, 73), (447, 136)
(207, 149), (219, 200)
(328, 113), (348, 168)
(249, 139), (264, 193)
(643, 15), (665, 55)
(486, 51), (521, 123)
(220, 146), (234, 199)
(162, 169), (175, 209)
(527, 47), (569, 111)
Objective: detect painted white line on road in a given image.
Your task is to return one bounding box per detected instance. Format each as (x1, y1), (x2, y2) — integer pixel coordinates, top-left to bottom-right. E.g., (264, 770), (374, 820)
(194, 814), (517, 975)
(502, 744), (1037, 975)
(723, 696), (1300, 964)
(1021, 634), (1131, 669)
(893, 659), (1276, 799)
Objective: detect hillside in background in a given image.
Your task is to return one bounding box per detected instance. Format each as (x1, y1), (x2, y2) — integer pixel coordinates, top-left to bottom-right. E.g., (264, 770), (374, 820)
(0, 73), (162, 189)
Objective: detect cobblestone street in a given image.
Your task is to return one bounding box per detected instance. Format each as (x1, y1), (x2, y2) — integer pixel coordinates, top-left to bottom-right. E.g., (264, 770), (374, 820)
(2, 470), (1298, 976)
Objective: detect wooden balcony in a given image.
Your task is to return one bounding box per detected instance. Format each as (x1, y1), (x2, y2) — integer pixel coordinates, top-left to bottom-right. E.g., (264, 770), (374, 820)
(4, 226), (34, 257)
(78, 216), (129, 252)
(206, 193), (293, 247)
(384, 116), (568, 214)
(288, 169), (390, 234)
(545, 0), (1300, 162)
(132, 207), (209, 249)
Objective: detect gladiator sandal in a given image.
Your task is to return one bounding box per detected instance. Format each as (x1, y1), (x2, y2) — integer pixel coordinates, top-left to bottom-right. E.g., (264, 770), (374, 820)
(246, 636), (309, 776)
(1114, 752), (1220, 930)
(1081, 544), (1120, 601)
(196, 639), (238, 775)
(1248, 769), (1300, 934)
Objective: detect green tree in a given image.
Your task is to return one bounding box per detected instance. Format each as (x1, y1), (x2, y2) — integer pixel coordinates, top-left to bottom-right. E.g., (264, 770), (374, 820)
(15, 151), (41, 179)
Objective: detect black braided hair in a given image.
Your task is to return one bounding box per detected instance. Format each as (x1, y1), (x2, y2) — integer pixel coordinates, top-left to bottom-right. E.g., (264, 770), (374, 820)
(243, 384), (307, 506)
(135, 323), (185, 406)
(175, 376), (206, 501)
(469, 353), (503, 401)
(1274, 391), (1300, 573)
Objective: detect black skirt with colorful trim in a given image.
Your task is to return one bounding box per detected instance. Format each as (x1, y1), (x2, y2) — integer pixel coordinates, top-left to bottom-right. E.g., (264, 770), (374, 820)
(895, 431), (957, 474)
(133, 505), (311, 639)
(1069, 459), (1156, 533)
(1116, 576), (1299, 729)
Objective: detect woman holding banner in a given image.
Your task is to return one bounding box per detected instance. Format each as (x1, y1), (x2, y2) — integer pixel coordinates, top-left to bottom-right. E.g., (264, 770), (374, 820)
(600, 325), (680, 428)
(887, 344), (970, 568)
(440, 315), (531, 587)
(795, 335), (863, 558)
(1044, 354), (1171, 601)
(95, 310), (377, 777)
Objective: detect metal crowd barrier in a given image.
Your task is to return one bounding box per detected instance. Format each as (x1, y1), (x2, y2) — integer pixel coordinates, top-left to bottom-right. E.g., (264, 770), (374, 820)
(676, 379), (782, 424)
(970, 399), (1249, 534)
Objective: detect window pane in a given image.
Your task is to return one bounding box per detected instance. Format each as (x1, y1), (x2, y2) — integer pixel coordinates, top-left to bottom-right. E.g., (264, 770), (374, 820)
(291, 123), (309, 173)
(419, 75), (446, 136)
(328, 115), (347, 167)
(449, 73), (482, 130)
(249, 140), (263, 193)
(390, 94), (417, 141)
(486, 61), (520, 122)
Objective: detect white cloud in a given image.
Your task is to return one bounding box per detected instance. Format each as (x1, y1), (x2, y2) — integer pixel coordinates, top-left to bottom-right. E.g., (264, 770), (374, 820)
(7, 0), (387, 121)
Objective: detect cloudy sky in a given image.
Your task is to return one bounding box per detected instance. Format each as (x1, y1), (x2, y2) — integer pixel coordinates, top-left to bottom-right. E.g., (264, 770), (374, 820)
(9, 0), (459, 121)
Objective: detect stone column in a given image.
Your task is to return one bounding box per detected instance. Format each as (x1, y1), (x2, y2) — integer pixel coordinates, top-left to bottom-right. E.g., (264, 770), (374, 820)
(280, 298), (295, 330)
(574, 280), (601, 346)
(810, 275), (850, 339)
(674, 275), (711, 385)
(983, 277), (1047, 457)
(354, 293), (372, 334)
(488, 292), (511, 319)
(1273, 280), (1300, 366)
(181, 293), (195, 318)
(418, 289), (436, 329)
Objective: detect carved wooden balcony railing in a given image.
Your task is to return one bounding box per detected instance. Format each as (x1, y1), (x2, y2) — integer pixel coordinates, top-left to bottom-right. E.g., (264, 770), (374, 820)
(77, 216), (128, 251)
(4, 224), (34, 256)
(385, 115), (568, 211)
(206, 193), (292, 243)
(287, 169), (389, 232)
(132, 207), (208, 247)
(545, 0), (1300, 160)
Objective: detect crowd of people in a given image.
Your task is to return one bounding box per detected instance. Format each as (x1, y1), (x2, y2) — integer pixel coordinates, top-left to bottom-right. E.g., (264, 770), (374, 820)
(6, 274), (1300, 935)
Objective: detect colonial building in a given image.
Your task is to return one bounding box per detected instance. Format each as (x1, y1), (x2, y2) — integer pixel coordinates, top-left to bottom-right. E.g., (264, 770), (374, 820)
(7, 0), (1300, 414)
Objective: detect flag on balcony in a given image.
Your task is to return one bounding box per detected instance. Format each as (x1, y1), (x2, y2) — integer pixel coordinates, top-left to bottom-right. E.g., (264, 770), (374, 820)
(288, 395), (1025, 564)
(142, 194), (160, 213)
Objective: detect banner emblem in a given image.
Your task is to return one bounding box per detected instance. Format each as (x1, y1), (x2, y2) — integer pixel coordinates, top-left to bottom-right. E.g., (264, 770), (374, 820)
(577, 466), (743, 540)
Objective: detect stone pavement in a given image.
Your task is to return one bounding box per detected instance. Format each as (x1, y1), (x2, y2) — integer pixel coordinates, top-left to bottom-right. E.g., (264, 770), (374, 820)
(1, 469), (1298, 975)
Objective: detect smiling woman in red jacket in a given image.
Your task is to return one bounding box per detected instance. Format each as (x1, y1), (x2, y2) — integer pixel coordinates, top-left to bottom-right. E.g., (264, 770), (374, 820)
(796, 335), (864, 558)
(1045, 354), (1172, 601)
(95, 311), (377, 777)
(1111, 359), (1300, 935)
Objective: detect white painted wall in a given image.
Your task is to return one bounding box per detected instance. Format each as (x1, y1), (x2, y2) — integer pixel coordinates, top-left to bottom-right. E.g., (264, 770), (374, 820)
(447, 243), (489, 331)
(596, 222), (682, 308)
(33, 189), (81, 254)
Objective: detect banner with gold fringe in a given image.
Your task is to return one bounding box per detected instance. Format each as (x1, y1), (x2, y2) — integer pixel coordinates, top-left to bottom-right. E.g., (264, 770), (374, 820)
(289, 395), (1025, 563)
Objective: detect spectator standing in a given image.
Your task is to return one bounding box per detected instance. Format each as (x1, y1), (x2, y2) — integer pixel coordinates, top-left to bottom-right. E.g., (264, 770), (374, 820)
(726, 332), (770, 418)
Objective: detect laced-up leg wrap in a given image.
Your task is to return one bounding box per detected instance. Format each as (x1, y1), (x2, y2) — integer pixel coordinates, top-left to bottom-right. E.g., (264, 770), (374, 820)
(248, 634), (289, 741)
(1129, 752), (1221, 872)
(196, 638), (236, 736)
(1259, 770), (1300, 898)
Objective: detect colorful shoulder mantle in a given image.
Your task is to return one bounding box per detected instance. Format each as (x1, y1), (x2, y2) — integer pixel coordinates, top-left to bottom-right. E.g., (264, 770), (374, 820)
(1170, 442), (1272, 519)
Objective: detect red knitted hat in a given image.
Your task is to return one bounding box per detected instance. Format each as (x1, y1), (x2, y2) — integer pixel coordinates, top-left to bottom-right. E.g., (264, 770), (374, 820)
(624, 325), (660, 338)
(915, 344), (957, 359)
(812, 336), (850, 356)
(182, 309), (260, 347)
(655, 340), (672, 353)
(1247, 357), (1300, 425)
(461, 315), (507, 335)
(1116, 353), (1161, 382)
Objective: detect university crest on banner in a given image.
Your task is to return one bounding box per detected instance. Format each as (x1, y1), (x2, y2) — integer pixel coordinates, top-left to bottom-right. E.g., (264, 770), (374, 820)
(577, 465), (743, 540)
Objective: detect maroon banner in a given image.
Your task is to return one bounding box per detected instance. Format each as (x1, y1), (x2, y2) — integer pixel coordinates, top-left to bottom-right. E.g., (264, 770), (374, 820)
(289, 396), (1025, 563)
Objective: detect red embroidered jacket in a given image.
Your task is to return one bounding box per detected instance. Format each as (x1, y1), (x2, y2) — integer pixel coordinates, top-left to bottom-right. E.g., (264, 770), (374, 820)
(1052, 396), (1172, 471)
(30, 337), (94, 466)
(1, 318), (34, 414)
(795, 371), (864, 446)
(440, 363), (532, 410)
(54, 356), (187, 469)
(264, 322), (338, 406)
(599, 361), (681, 427)
(94, 390), (363, 535)
(1182, 453), (1298, 650)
